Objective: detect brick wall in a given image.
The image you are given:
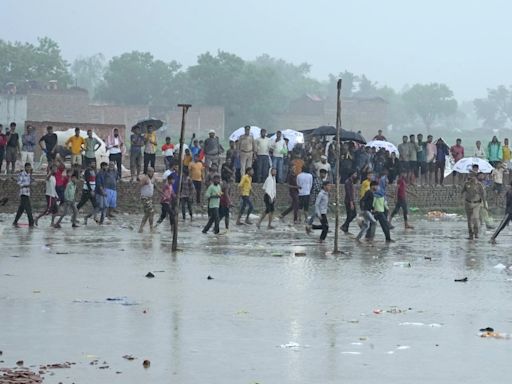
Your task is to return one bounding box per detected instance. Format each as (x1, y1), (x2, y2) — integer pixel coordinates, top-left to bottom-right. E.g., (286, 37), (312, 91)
(0, 179), (503, 215)
(26, 89), (90, 123)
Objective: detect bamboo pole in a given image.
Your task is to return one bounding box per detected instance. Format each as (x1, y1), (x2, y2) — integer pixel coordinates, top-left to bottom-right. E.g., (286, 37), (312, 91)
(172, 104), (191, 252)
(333, 79), (342, 254)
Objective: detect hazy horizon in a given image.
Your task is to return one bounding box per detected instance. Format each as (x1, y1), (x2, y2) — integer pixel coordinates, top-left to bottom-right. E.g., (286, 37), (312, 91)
(2, 0), (512, 101)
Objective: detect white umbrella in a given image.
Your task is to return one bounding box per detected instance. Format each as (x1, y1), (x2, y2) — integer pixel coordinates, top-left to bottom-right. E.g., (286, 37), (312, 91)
(271, 129), (304, 150)
(365, 140), (399, 155)
(229, 126), (261, 142)
(452, 157), (494, 174)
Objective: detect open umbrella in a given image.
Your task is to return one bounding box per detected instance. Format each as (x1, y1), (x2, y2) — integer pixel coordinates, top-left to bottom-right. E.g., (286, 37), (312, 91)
(271, 129), (304, 149)
(339, 130), (366, 144)
(311, 125), (337, 136)
(229, 126), (261, 142)
(132, 118), (164, 134)
(452, 157), (494, 174)
(365, 140), (399, 155)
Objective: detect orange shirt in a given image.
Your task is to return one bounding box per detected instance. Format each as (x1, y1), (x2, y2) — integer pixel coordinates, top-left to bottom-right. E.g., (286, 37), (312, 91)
(189, 161), (204, 181)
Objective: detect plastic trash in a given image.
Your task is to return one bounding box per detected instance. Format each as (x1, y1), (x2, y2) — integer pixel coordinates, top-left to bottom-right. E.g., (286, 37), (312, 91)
(341, 351), (361, 355)
(494, 263), (507, 270)
(143, 360), (151, 368)
(145, 272), (155, 278)
(396, 345), (411, 350)
(207, 275), (214, 280)
(454, 277), (468, 282)
(280, 342), (301, 349)
(393, 262), (411, 267)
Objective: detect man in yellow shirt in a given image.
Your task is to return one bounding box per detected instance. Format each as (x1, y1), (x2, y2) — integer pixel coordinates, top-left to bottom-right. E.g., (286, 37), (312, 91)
(359, 171), (373, 200)
(65, 127), (85, 166)
(237, 167), (254, 225)
(188, 156), (204, 204)
(503, 138), (511, 169)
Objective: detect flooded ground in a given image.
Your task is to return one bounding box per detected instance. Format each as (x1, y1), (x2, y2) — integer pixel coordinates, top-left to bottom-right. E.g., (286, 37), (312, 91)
(1, 213), (512, 383)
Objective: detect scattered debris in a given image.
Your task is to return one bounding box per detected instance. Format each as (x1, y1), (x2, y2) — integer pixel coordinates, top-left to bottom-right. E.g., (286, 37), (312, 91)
(16, 361), (24, 367)
(479, 329), (510, 339)
(207, 275), (214, 280)
(454, 277), (468, 282)
(39, 363), (72, 369)
(142, 360), (151, 369)
(494, 263), (507, 270)
(424, 256), (432, 261)
(480, 327), (494, 332)
(55, 252), (69, 255)
(393, 262), (411, 267)
(399, 322), (442, 327)
(396, 345), (411, 350)
(341, 351), (361, 355)
(122, 355), (136, 361)
(145, 272), (155, 278)
(0, 368), (43, 384)
(294, 252), (306, 257)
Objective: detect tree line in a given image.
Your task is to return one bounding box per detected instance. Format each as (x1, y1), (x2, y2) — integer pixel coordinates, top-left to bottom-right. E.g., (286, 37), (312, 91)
(0, 37), (507, 136)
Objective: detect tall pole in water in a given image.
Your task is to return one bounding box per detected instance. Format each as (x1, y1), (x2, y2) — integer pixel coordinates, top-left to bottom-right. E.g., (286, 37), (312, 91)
(333, 79), (342, 254)
(172, 104), (191, 252)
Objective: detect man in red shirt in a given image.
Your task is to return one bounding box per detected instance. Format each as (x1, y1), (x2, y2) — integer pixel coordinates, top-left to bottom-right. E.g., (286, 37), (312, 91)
(389, 171), (415, 229)
(450, 138), (465, 184)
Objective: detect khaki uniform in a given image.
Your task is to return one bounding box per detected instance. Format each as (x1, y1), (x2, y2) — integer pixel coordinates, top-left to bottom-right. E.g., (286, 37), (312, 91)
(238, 134), (255, 176)
(462, 177), (485, 238)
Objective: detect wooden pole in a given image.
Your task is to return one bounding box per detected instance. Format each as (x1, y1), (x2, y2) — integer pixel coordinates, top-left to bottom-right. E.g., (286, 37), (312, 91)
(333, 79), (342, 254)
(172, 104), (191, 252)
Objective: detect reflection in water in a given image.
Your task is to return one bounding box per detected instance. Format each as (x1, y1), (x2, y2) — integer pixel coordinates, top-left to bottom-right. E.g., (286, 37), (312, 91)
(1, 215), (512, 383)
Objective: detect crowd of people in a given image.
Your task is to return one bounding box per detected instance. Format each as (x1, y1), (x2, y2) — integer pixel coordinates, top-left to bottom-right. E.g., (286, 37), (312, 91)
(3, 121), (512, 244)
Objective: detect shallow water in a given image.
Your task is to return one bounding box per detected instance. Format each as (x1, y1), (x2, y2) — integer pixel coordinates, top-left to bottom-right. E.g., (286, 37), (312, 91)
(1, 213), (512, 383)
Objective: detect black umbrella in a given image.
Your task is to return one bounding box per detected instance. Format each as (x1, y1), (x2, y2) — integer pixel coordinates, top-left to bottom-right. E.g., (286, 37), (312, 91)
(310, 125), (337, 136)
(339, 130), (366, 144)
(132, 118), (164, 134)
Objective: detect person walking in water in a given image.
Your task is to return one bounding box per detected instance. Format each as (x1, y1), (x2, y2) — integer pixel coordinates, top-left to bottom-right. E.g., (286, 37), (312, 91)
(490, 180), (512, 244)
(138, 167), (155, 233)
(257, 168), (277, 229)
(461, 164), (485, 240)
(389, 170), (415, 229)
(341, 170), (358, 233)
(202, 173), (222, 234)
(236, 167), (254, 225)
(306, 181), (331, 243)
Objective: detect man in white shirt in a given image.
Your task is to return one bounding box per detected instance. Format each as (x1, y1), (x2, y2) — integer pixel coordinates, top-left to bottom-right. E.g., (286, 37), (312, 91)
(474, 140), (486, 159)
(314, 155), (331, 180)
(271, 130), (287, 183)
(425, 134), (437, 185)
(296, 166), (313, 222)
(254, 128), (271, 183)
(35, 164), (58, 227)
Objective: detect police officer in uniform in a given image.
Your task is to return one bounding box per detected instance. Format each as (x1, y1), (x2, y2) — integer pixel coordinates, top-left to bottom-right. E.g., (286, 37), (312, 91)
(461, 164), (486, 240)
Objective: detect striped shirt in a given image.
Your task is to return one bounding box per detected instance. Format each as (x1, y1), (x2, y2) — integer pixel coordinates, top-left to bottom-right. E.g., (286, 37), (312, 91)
(17, 171), (32, 196)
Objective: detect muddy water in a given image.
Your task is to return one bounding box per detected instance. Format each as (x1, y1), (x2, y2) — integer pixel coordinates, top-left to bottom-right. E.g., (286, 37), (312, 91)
(1, 214), (512, 383)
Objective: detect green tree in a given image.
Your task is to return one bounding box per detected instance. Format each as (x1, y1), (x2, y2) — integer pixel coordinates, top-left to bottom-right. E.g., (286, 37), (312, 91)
(473, 85), (512, 129)
(402, 83), (458, 131)
(96, 51), (180, 105)
(355, 74), (379, 98)
(0, 37), (71, 90)
(71, 53), (105, 96)
(327, 71), (358, 98)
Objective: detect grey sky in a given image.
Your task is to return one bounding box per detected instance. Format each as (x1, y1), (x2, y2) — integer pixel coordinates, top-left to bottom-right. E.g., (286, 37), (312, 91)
(2, 0), (511, 100)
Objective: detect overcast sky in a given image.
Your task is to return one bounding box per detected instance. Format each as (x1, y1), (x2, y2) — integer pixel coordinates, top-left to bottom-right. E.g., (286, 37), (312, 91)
(2, 0), (511, 100)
